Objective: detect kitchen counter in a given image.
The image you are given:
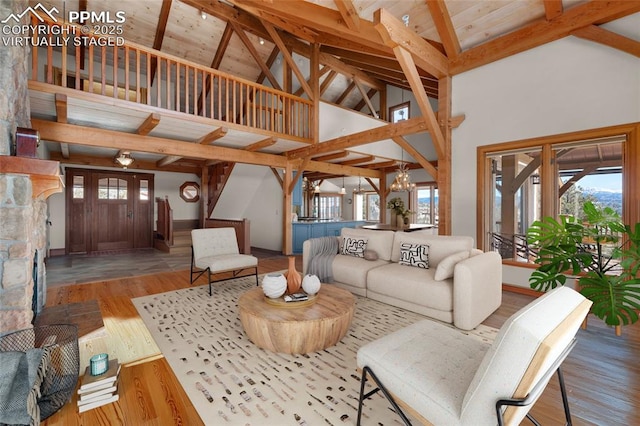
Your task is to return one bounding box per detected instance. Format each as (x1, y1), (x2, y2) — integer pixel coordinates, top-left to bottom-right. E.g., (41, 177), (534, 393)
(292, 220), (367, 254)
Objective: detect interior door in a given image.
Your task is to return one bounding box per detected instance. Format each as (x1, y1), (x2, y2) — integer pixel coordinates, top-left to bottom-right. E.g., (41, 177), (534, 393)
(92, 173), (134, 251)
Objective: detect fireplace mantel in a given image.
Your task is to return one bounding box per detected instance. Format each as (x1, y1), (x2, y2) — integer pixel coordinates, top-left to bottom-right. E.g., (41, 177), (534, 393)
(0, 156), (63, 198)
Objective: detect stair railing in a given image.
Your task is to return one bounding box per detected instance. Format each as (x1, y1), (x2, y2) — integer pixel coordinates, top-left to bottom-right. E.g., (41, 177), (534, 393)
(156, 196), (174, 247)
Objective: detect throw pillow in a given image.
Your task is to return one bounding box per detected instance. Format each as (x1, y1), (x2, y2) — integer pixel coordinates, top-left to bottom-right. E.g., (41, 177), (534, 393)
(341, 237), (367, 258)
(434, 250), (471, 281)
(399, 243), (429, 269)
(363, 249), (378, 261)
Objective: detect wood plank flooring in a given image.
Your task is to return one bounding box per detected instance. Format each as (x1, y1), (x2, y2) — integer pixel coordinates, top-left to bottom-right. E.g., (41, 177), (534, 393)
(40, 252), (639, 425)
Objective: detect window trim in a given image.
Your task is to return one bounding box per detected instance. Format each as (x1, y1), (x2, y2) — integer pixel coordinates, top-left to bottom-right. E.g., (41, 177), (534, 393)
(476, 122), (640, 254)
(389, 101), (410, 123)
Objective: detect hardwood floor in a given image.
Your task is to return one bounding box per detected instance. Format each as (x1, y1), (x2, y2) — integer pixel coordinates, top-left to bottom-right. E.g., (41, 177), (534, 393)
(40, 252), (639, 425)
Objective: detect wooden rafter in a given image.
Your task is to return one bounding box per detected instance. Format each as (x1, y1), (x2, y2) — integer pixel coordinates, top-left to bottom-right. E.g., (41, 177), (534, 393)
(572, 25), (640, 58)
(198, 127), (228, 145)
(245, 137), (277, 152)
(288, 116), (427, 159)
(374, 9), (449, 78)
(54, 93), (67, 124)
(48, 151), (201, 174)
(334, 0), (360, 32)
(353, 78), (378, 118)
(392, 136), (438, 179)
(450, 0), (640, 74)
(256, 47), (281, 85)
(425, 0), (461, 59)
(197, 22), (233, 109)
(390, 45), (446, 159)
(335, 80), (356, 105)
(312, 151), (348, 162)
(136, 113), (160, 136)
(270, 167), (284, 189)
(543, 0), (564, 20)
(353, 88), (377, 113)
(338, 155), (375, 166)
(150, 0), (172, 85)
(261, 20), (313, 98)
(319, 70), (339, 97)
(362, 160), (396, 169)
(229, 21), (282, 90)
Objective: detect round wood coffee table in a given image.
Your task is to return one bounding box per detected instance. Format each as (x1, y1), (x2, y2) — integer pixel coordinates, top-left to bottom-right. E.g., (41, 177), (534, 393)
(238, 285), (355, 354)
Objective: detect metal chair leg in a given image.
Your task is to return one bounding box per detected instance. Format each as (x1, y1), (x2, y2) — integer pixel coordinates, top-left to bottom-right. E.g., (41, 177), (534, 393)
(357, 366), (412, 426)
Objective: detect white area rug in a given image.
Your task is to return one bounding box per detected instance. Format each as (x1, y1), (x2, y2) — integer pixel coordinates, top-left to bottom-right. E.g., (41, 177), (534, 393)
(132, 275), (497, 426)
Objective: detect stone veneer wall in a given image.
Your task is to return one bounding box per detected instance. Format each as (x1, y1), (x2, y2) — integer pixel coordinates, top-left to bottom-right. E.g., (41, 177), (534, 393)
(0, 0), (44, 336)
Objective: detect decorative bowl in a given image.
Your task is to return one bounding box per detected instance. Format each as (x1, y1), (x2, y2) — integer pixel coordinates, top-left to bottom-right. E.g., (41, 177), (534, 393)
(301, 274), (321, 295)
(262, 273), (287, 298)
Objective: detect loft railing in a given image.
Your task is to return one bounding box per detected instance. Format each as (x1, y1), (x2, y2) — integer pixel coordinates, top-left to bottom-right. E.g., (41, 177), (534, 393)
(29, 19), (313, 141)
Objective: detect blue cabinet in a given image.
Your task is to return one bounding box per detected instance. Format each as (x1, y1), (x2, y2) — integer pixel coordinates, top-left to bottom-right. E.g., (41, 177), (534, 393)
(292, 221), (366, 254)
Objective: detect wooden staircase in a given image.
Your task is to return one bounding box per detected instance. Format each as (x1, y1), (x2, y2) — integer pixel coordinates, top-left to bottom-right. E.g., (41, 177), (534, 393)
(169, 230), (193, 255)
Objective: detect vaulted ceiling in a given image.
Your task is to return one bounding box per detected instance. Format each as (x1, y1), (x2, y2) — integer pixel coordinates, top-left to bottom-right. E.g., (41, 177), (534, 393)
(31, 0), (640, 174)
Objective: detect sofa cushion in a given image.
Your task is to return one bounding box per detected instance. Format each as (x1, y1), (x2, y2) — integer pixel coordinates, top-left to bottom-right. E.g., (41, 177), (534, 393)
(391, 234), (474, 267)
(367, 263), (453, 312)
(399, 243), (429, 269)
(332, 254), (388, 290)
(434, 250), (470, 281)
(341, 236), (367, 258)
(341, 228), (395, 261)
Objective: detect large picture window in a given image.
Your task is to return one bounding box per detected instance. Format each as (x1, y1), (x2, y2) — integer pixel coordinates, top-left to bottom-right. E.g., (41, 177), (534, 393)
(478, 124), (639, 263)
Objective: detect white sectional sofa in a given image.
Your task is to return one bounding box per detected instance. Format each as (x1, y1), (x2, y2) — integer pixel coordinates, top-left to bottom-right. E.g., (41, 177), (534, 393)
(302, 227), (502, 330)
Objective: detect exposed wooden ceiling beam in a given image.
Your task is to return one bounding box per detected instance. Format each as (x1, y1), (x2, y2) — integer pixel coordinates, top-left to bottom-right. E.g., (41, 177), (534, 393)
(156, 155), (182, 167)
(33, 119), (288, 168)
(389, 46), (445, 159)
(374, 9), (449, 78)
(256, 46), (281, 85)
(261, 20), (313, 98)
(312, 151), (348, 162)
(543, 0), (564, 20)
(335, 80), (356, 105)
(54, 93), (67, 123)
(229, 0), (389, 55)
(245, 137), (277, 152)
(338, 155), (375, 166)
(353, 88), (377, 114)
(334, 0), (360, 32)
(198, 22), (233, 108)
(49, 151), (201, 174)
(150, 0), (172, 85)
(450, 0), (640, 75)
(318, 51), (385, 90)
(136, 113), (160, 135)
(198, 127), (228, 145)
(229, 21), (282, 90)
(59, 143), (70, 159)
(426, 0), (461, 59)
(270, 167), (283, 189)
(288, 116), (428, 159)
(572, 25), (640, 58)
(319, 70), (339, 97)
(392, 136), (438, 179)
(362, 160), (396, 169)
(353, 78), (378, 118)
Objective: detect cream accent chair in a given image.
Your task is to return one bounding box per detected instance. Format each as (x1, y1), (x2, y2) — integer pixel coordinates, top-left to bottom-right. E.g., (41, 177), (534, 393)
(356, 286), (592, 426)
(190, 227), (258, 296)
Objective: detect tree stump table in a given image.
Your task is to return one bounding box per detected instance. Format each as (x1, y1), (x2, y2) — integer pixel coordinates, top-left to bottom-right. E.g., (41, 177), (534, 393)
(238, 285), (355, 354)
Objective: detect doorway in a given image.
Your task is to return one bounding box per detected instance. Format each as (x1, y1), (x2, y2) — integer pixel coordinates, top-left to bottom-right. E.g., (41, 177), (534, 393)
(65, 168), (154, 254)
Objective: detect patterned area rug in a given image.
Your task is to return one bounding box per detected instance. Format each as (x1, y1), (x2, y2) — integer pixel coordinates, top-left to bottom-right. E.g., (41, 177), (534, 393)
(132, 275), (498, 426)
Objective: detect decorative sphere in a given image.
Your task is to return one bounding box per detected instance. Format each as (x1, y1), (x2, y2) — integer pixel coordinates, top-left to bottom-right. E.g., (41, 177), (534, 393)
(262, 273), (287, 298)
(301, 274), (321, 295)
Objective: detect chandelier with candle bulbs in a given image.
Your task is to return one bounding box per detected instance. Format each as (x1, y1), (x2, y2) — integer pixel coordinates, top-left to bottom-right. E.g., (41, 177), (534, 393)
(389, 162), (415, 192)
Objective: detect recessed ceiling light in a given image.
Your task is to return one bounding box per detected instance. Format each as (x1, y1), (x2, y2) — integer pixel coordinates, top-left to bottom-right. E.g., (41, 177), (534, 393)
(402, 15), (409, 27)
(201, 11), (207, 20)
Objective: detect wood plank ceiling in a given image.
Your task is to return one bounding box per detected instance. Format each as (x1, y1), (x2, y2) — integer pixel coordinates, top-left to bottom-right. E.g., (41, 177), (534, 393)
(31, 0), (640, 174)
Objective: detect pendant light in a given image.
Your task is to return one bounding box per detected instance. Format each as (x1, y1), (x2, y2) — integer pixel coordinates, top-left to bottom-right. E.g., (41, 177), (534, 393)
(340, 176), (346, 194)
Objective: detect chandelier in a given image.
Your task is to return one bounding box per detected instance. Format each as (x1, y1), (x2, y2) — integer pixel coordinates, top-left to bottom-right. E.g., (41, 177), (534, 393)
(389, 162), (416, 192)
(115, 151), (134, 169)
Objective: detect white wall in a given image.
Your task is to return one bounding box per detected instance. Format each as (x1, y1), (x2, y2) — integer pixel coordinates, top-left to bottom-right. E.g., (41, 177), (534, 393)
(451, 16), (640, 286)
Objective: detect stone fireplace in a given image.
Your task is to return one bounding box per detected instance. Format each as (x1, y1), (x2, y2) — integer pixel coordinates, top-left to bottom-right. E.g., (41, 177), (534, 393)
(0, 157), (62, 335)
(0, 0), (63, 336)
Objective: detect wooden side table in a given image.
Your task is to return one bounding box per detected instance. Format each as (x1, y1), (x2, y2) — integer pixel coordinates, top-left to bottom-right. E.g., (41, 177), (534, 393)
(238, 285), (355, 354)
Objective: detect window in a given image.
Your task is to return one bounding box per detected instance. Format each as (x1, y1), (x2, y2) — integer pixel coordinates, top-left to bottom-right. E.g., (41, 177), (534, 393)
(139, 179), (149, 201)
(313, 194), (342, 219)
(478, 124), (638, 263)
(72, 175), (84, 199)
(412, 184), (438, 225)
(98, 177), (127, 200)
(389, 101), (410, 123)
(354, 192), (379, 221)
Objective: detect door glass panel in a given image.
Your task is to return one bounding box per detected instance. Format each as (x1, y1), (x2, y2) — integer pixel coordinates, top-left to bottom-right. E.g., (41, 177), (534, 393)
(98, 178), (108, 199)
(72, 175), (84, 199)
(139, 179), (149, 201)
(98, 177), (129, 200)
(117, 178), (128, 199)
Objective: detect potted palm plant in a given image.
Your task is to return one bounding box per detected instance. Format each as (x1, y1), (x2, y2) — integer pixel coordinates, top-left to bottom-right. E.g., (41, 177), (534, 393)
(526, 201), (640, 335)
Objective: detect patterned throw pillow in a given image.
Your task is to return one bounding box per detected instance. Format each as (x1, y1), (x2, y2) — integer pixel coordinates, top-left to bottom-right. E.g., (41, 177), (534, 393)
(341, 237), (367, 258)
(399, 243), (429, 269)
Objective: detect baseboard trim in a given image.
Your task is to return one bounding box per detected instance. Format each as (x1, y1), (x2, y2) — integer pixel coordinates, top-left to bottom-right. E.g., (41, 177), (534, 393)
(49, 248), (66, 257)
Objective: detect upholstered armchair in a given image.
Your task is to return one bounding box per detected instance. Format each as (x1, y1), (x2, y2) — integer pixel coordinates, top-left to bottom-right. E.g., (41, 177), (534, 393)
(190, 227), (258, 295)
(356, 286), (592, 425)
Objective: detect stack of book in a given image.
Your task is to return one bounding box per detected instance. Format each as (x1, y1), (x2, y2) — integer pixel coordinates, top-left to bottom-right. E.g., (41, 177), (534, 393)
(77, 358), (121, 413)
